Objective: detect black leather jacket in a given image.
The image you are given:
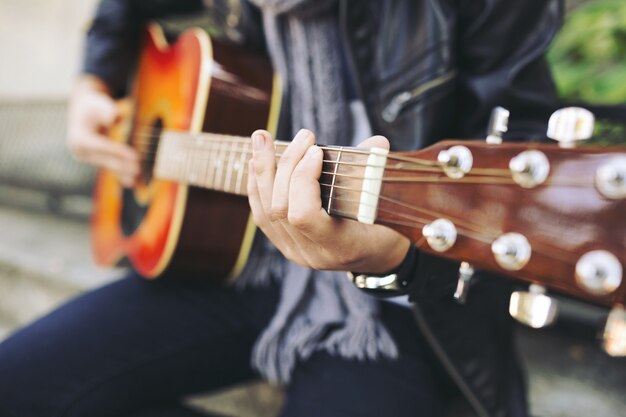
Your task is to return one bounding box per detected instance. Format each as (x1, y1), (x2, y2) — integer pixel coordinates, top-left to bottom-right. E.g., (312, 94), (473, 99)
(338, 2), (562, 417)
(85, 1), (562, 416)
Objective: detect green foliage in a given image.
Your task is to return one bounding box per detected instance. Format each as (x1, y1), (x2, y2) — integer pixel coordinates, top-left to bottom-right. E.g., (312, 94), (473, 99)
(548, 0), (626, 105)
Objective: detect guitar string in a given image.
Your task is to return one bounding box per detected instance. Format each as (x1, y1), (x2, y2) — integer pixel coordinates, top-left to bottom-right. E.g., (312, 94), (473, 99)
(159, 143), (510, 177)
(132, 138), (448, 172)
(139, 142), (529, 180)
(151, 141), (593, 187)
(167, 161), (578, 266)
(125, 128), (500, 170)
(319, 170), (591, 187)
(116, 130), (604, 269)
(316, 189), (576, 265)
(129, 129), (624, 188)
(150, 140), (604, 261)
(319, 183), (585, 264)
(318, 182), (491, 235)
(128, 132), (618, 185)
(163, 158), (589, 265)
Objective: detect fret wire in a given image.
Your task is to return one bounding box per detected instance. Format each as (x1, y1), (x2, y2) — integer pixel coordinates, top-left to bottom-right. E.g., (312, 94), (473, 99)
(326, 146), (343, 214)
(188, 136), (199, 184)
(214, 138), (226, 190)
(206, 137), (217, 189)
(224, 141), (237, 193)
(236, 142), (249, 194)
(198, 139), (211, 188)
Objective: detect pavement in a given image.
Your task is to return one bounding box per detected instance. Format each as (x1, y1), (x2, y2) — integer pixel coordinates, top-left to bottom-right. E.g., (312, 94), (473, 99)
(0, 185), (624, 417)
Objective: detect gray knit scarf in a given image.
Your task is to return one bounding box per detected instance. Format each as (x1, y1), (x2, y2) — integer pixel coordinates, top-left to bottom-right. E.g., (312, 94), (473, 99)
(236, 0), (398, 384)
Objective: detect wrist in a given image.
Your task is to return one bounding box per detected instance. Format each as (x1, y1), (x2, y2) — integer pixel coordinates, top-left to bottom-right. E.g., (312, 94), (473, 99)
(73, 74), (112, 97)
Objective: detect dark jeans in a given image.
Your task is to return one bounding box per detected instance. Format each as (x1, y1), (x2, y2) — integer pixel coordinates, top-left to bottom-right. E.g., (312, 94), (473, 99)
(0, 274), (445, 417)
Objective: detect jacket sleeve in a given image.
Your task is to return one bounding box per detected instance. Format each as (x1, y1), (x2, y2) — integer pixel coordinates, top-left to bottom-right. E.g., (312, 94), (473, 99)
(83, 0), (205, 97)
(454, 0), (563, 140)
(409, 0), (564, 302)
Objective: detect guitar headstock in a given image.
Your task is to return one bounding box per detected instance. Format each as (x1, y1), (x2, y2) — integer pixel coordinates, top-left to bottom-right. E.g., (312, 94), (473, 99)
(377, 107), (626, 355)
(319, 107), (625, 355)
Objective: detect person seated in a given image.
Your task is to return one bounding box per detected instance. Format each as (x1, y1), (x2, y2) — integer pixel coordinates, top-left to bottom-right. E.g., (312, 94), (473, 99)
(0, 1), (561, 416)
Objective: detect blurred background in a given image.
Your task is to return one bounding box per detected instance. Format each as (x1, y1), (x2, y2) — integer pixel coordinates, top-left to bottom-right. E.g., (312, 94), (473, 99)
(0, 0), (624, 416)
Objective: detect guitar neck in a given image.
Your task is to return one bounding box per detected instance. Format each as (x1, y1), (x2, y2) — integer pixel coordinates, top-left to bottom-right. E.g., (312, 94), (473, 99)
(154, 130), (379, 222)
(155, 131), (626, 308)
(155, 131), (284, 196)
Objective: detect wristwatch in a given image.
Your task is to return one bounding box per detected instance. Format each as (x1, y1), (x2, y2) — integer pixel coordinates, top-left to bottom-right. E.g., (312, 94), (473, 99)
(346, 245), (418, 297)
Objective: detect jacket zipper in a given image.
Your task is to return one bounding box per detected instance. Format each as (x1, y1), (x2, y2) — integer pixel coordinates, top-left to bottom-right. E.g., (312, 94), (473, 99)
(382, 70), (457, 123)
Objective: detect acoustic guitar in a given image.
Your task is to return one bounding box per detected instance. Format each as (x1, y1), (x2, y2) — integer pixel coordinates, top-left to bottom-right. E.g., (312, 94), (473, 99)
(91, 25), (626, 352)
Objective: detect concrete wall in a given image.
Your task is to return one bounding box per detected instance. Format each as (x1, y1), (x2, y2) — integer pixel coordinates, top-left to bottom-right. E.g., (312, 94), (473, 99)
(0, 0), (99, 100)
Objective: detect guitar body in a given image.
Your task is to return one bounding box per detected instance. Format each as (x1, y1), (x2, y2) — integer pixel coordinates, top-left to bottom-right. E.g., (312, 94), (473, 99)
(91, 24), (279, 280)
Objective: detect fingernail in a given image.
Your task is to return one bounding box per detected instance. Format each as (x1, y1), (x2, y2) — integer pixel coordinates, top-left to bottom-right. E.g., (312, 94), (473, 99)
(294, 129), (312, 143)
(252, 133), (264, 151)
(305, 145), (320, 159)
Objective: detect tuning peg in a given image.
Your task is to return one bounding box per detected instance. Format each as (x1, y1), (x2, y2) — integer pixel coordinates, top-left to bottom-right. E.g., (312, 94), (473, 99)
(509, 284), (558, 328)
(491, 232), (532, 271)
(486, 107), (510, 144)
(437, 146), (473, 179)
(509, 150), (550, 188)
(595, 156), (626, 200)
(454, 262), (474, 304)
(423, 218), (457, 252)
(547, 107), (595, 148)
(603, 306), (626, 357)
(575, 250), (622, 295)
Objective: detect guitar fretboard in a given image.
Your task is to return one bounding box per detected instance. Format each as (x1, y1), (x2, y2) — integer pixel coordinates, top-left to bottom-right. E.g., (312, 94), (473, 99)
(155, 131), (269, 195)
(153, 131), (386, 224)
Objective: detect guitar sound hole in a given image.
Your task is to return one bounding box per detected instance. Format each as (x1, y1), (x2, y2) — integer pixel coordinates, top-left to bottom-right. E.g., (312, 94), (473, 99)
(121, 188), (147, 236)
(141, 118), (163, 185)
(120, 117), (163, 237)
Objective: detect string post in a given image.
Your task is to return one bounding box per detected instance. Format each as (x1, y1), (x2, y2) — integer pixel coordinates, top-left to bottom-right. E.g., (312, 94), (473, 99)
(491, 232), (532, 271)
(595, 156), (626, 200)
(509, 150), (550, 188)
(486, 106), (509, 144)
(454, 262), (475, 304)
(438, 145), (473, 179)
(423, 218), (457, 252)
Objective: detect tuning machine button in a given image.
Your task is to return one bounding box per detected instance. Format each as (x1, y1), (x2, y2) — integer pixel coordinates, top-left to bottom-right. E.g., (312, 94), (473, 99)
(547, 107), (595, 148)
(423, 219), (457, 252)
(575, 250), (623, 295)
(509, 284), (558, 328)
(438, 146), (473, 179)
(595, 156), (626, 200)
(492, 233), (532, 271)
(604, 306), (626, 357)
(509, 150), (550, 188)
(454, 262), (475, 304)
(486, 107), (510, 144)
